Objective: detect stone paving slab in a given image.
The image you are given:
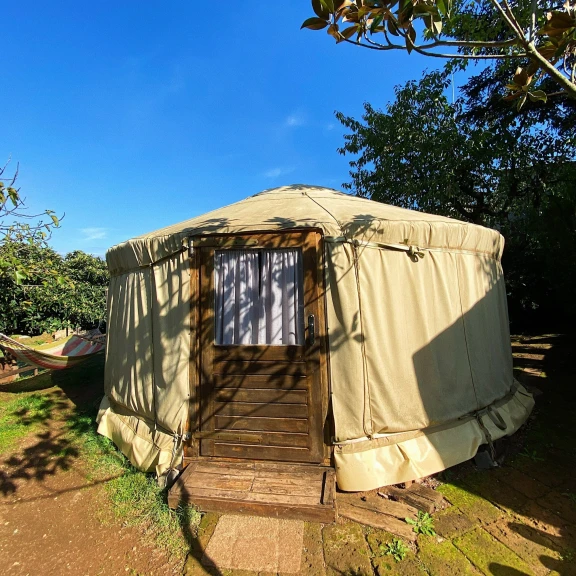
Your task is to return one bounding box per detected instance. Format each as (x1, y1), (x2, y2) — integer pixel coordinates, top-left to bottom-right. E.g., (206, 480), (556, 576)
(454, 527), (536, 576)
(301, 522), (326, 576)
(322, 521), (372, 576)
(485, 519), (563, 576)
(433, 507), (475, 539)
(496, 467), (550, 499)
(201, 515), (304, 574)
(437, 483), (503, 526)
(417, 535), (480, 575)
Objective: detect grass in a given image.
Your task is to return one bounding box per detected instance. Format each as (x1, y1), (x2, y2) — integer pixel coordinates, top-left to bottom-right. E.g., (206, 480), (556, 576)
(0, 393), (56, 454)
(64, 407), (202, 559)
(0, 354), (201, 562)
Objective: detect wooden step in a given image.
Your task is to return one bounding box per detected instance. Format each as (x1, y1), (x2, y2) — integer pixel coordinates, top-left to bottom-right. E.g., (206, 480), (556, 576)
(168, 460), (336, 523)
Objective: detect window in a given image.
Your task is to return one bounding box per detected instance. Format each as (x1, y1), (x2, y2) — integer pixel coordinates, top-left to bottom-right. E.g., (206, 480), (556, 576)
(214, 249), (304, 345)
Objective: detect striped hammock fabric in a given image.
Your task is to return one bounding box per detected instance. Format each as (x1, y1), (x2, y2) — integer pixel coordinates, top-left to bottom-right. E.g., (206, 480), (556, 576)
(0, 332), (105, 371)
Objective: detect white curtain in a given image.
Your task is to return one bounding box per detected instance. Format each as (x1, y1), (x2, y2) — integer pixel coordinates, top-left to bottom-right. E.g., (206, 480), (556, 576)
(214, 249), (304, 345)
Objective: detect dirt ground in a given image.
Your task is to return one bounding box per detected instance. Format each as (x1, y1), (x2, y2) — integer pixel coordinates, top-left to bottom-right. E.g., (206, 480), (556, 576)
(0, 360), (183, 576)
(0, 334), (575, 575)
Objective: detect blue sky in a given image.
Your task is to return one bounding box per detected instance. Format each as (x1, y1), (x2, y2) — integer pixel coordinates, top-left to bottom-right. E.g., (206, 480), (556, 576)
(3, 1), (442, 257)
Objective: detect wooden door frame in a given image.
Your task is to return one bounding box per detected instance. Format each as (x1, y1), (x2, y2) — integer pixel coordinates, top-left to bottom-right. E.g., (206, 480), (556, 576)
(184, 229), (331, 466)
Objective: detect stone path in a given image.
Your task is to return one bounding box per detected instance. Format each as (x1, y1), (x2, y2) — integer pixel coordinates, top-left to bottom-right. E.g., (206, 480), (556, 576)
(183, 335), (576, 576)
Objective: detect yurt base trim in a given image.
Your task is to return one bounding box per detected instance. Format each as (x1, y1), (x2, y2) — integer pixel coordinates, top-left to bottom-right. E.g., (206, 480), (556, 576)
(97, 397), (183, 477)
(167, 458), (337, 522)
(334, 385), (535, 492)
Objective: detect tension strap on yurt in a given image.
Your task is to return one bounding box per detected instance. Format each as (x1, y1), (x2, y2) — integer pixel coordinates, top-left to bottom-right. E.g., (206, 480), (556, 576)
(109, 245), (188, 278)
(325, 237), (426, 261)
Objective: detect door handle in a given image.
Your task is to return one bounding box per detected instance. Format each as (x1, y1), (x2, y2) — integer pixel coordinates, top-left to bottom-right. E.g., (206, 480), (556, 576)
(308, 314), (315, 346)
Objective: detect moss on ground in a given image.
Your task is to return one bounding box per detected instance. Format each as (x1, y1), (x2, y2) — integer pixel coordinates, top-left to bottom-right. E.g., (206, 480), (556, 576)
(417, 535), (479, 575)
(454, 527), (536, 576)
(438, 482), (503, 525)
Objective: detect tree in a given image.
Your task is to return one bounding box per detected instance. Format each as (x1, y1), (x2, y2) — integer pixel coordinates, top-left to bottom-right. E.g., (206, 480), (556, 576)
(335, 69), (576, 328)
(302, 0), (576, 103)
(0, 159), (61, 285)
(0, 241), (109, 335)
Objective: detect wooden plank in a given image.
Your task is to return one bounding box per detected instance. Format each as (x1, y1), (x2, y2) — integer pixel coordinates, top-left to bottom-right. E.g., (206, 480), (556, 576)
(407, 483), (445, 507)
(214, 346), (305, 362)
(172, 486), (250, 501)
(253, 461), (329, 475)
(214, 374), (307, 390)
(379, 486), (435, 514)
(183, 472), (253, 492)
(214, 402), (308, 419)
(321, 470), (336, 506)
(337, 492), (418, 520)
(251, 478), (321, 497)
(215, 416), (308, 433)
(169, 494), (336, 523)
(245, 491), (320, 506)
(187, 463), (257, 477)
(214, 360), (305, 376)
(338, 503), (417, 542)
(213, 443), (310, 462)
(215, 389), (307, 405)
(0, 365), (41, 381)
(200, 430), (310, 448)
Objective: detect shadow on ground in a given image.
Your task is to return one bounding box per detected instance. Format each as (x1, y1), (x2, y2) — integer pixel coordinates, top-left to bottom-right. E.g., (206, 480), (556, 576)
(0, 354), (106, 496)
(434, 334), (576, 576)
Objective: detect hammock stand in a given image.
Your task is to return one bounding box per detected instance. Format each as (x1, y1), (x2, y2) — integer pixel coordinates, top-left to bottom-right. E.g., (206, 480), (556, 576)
(0, 331), (105, 371)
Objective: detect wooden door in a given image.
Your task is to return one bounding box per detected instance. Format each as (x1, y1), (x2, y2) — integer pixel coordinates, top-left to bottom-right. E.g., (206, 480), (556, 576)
(194, 231), (326, 463)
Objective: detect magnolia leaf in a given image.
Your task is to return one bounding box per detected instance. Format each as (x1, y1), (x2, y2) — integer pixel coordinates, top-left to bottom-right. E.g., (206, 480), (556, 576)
(387, 17), (400, 35)
(312, 0), (330, 18)
(436, 0), (449, 17)
(370, 12), (385, 32)
(320, 0), (335, 13)
(327, 23), (341, 40)
(503, 91), (521, 101)
(528, 90), (548, 103)
(516, 93), (527, 111)
(513, 67), (531, 86)
(539, 11), (576, 35)
(405, 26), (417, 53)
(341, 25), (359, 39)
(301, 17), (330, 30)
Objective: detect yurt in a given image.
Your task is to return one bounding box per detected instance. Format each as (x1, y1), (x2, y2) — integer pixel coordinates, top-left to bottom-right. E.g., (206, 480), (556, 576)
(97, 184), (534, 515)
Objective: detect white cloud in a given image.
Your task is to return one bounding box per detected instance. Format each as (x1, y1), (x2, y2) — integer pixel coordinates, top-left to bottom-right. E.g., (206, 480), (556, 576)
(80, 227), (108, 241)
(284, 112), (306, 127)
(263, 166), (295, 179)
(325, 122), (336, 131)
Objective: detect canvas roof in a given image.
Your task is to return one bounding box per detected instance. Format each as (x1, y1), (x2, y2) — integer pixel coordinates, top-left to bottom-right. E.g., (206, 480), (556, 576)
(107, 185), (504, 276)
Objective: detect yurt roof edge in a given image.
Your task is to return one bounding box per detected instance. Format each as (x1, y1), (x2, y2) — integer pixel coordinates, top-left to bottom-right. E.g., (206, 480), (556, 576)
(106, 185), (504, 276)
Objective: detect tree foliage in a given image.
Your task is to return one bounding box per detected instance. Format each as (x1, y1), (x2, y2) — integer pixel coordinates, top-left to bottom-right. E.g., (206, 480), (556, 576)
(0, 241), (109, 335)
(336, 68), (576, 329)
(0, 160), (62, 285)
(302, 0), (576, 102)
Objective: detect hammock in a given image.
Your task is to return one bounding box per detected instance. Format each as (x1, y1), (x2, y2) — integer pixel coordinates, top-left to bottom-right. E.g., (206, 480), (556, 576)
(0, 332), (105, 371)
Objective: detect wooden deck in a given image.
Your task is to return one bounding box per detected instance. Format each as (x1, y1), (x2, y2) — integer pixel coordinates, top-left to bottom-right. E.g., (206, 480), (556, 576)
(168, 460), (336, 523)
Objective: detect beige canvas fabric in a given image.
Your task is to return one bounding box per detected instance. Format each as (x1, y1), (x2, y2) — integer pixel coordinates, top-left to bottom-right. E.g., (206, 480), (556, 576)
(98, 185), (533, 485)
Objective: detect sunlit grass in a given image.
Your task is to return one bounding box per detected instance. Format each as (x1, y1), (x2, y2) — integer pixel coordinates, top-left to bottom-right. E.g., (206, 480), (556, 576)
(0, 393), (55, 454)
